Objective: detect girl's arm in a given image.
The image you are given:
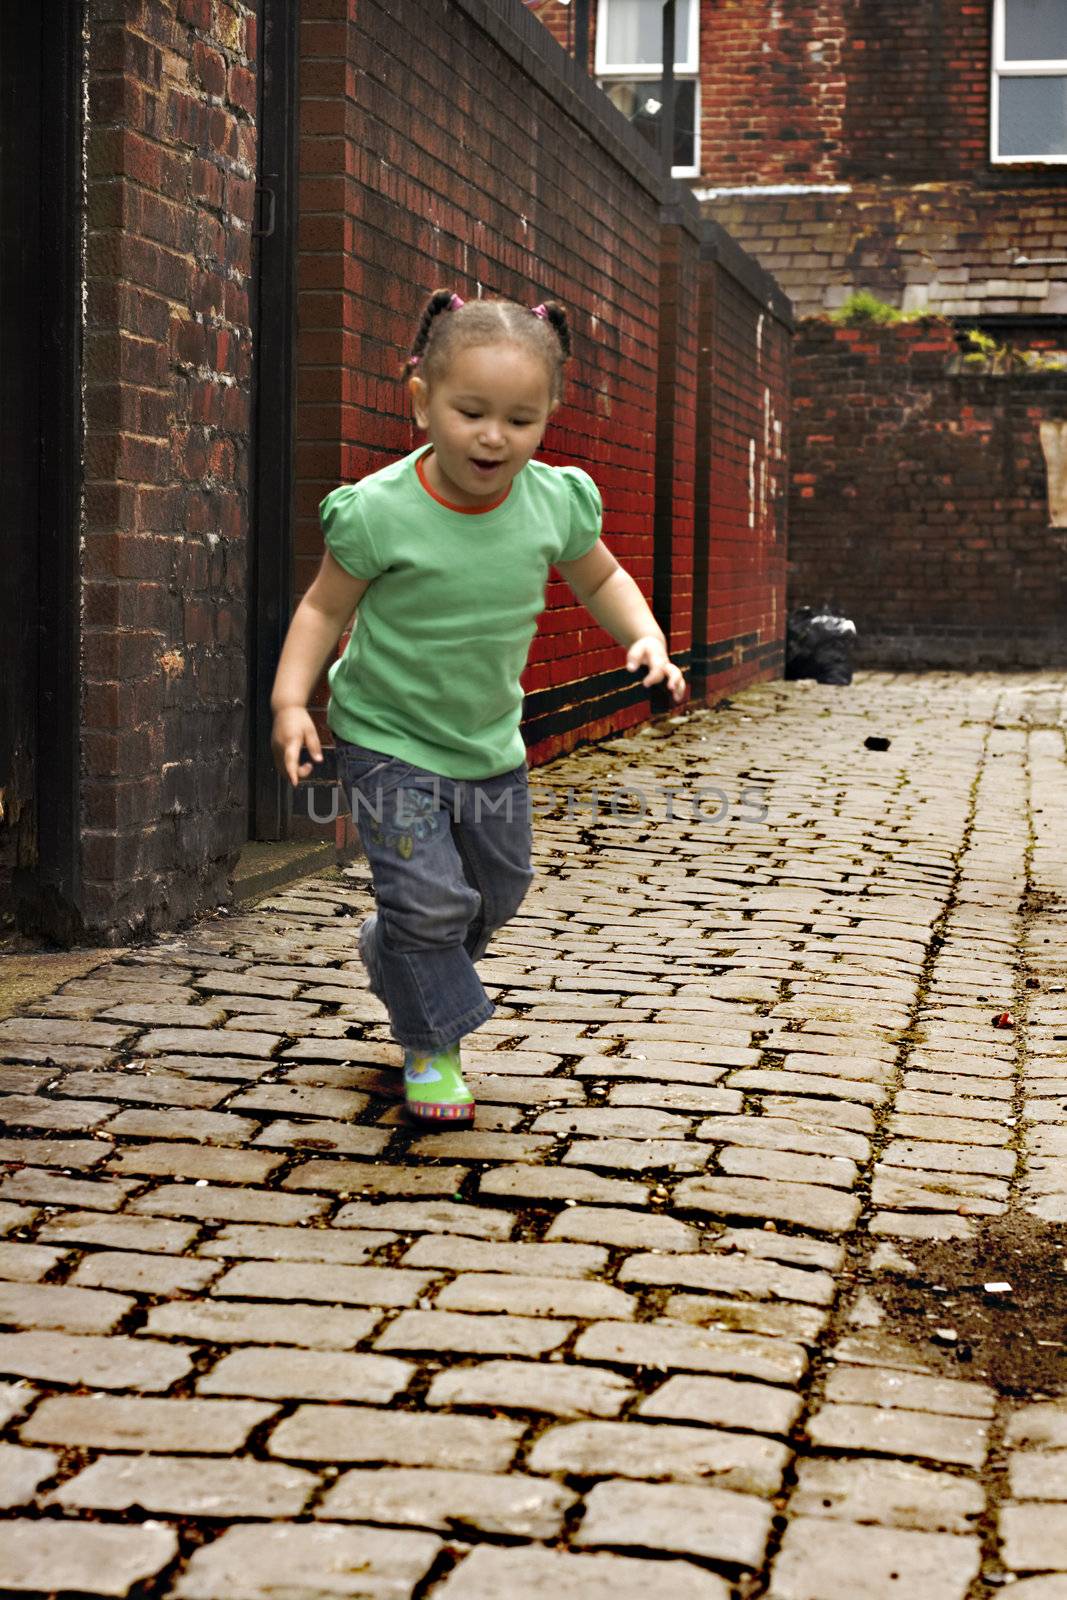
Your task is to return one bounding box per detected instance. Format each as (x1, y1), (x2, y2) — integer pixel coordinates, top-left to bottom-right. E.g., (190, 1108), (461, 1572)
(270, 551), (370, 786)
(555, 540), (687, 703)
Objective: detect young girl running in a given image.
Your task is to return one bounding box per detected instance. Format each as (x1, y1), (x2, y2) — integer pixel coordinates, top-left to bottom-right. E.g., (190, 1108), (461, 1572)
(271, 289), (685, 1126)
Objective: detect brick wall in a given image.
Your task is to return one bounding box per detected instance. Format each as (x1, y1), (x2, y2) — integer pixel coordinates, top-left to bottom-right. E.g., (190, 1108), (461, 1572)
(694, 229), (791, 694)
(538, 4), (1067, 320)
(693, 0), (993, 187)
(691, 0), (1067, 320)
(531, 2), (592, 71)
(296, 0), (670, 774)
(540, 0), (1067, 198)
(681, 0), (1067, 673)
(654, 213), (701, 669)
(842, 0), (990, 182)
(699, 0), (846, 185)
(30, 0), (789, 941)
(789, 320), (1067, 666)
(700, 0), (1060, 188)
(295, 0), (791, 796)
(82, 0), (256, 938)
(537, 0), (845, 185)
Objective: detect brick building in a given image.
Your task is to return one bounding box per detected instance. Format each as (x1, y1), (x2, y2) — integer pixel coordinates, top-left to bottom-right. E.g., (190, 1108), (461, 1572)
(538, 0), (1067, 665)
(1, 0), (790, 944)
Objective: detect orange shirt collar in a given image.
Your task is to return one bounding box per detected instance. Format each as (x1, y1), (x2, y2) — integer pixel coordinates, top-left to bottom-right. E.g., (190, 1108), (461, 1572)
(415, 447), (512, 514)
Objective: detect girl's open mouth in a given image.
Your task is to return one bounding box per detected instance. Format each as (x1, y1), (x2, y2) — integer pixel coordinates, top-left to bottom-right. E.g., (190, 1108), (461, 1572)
(471, 458), (503, 475)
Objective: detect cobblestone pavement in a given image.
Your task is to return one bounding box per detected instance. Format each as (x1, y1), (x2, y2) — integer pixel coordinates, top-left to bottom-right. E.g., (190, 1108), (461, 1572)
(2, 670), (1067, 1598)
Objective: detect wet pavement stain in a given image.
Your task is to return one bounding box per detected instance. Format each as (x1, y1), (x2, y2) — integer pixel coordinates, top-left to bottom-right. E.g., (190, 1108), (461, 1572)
(875, 1213), (1067, 1396)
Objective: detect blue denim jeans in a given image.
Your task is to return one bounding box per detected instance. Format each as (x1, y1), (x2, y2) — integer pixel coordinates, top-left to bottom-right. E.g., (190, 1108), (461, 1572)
(334, 738), (535, 1052)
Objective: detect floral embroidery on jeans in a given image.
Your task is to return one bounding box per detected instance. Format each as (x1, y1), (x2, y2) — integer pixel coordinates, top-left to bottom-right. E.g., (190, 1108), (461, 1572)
(386, 788), (442, 858)
(359, 789), (440, 859)
(396, 788), (439, 838)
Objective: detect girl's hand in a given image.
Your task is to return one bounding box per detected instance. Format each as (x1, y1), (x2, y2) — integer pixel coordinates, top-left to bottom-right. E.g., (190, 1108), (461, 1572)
(272, 707), (323, 787)
(626, 636), (688, 703)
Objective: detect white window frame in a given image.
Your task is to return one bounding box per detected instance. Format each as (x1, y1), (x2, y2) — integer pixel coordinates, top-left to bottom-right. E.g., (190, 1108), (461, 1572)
(595, 0), (699, 76)
(991, 0), (1067, 164)
(595, 0), (701, 177)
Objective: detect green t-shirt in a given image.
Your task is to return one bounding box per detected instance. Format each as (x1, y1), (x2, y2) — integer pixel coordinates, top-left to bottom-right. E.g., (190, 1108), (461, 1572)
(322, 444), (603, 778)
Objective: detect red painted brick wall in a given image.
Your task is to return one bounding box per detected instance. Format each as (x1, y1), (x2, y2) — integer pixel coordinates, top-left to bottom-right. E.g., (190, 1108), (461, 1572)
(696, 247), (791, 693)
(295, 0), (664, 770)
(296, 0), (791, 798)
(83, 0), (256, 938)
(655, 218), (701, 664)
(789, 320), (1067, 665)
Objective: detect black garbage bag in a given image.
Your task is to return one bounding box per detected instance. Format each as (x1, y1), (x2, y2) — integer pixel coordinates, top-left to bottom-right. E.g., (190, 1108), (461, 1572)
(785, 607), (857, 686)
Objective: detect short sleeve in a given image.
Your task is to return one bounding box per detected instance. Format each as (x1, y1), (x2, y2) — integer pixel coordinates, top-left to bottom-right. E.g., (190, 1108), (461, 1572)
(558, 467), (603, 563)
(319, 484), (385, 581)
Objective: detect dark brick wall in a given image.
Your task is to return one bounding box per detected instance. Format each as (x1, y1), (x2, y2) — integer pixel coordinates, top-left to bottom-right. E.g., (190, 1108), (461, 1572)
(789, 320), (1067, 665)
(82, 0), (256, 939)
(842, 0), (991, 182)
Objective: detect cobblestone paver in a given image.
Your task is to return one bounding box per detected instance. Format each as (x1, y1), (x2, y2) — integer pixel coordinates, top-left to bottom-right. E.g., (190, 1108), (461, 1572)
(2, 671), (1067, 1596)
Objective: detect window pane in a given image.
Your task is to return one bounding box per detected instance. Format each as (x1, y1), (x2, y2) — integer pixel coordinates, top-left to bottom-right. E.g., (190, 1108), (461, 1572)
(999, 73), (1067, 154)
(603, 77), (696, 167)
(603, 0), (692, 68)
(1004, 0), (1067, 61)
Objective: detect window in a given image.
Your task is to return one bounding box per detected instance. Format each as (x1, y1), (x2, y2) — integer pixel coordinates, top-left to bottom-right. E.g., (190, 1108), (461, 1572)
(595, 0), (700, 176)
(992, 0), (1067, 162)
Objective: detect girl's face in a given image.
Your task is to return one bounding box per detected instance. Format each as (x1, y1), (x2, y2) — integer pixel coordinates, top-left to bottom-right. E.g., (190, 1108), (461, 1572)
(410, 342), (555, 507)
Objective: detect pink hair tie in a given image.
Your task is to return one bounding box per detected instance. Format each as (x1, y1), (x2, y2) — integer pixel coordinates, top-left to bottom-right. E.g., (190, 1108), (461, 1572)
(530, 303), (548, 319)
(409, 355), (421, 367)
(449, 293), (465, 310)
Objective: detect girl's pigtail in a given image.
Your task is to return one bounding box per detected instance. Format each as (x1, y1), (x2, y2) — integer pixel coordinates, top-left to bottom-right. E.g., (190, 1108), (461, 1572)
(541, 301), (572, 360)
(401, 287), (459, 378)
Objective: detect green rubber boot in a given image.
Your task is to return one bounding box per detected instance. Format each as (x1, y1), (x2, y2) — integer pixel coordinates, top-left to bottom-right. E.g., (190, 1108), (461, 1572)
(402, 1042), (474, 1125)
